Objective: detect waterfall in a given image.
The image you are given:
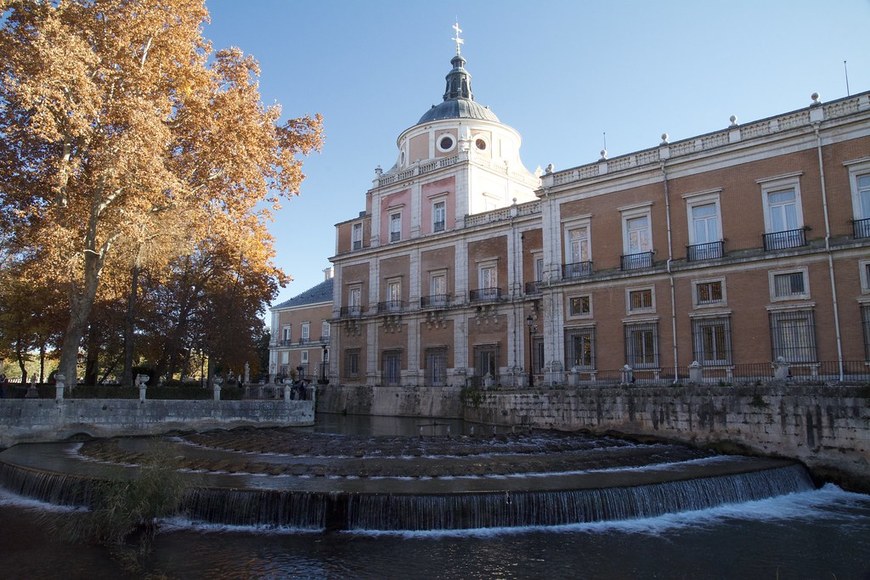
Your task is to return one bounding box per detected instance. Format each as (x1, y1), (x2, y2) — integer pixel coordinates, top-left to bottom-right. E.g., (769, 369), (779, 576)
(343, 465), (815, 531)
(0, 451), (817, 532)
(0, 463), (98, 508)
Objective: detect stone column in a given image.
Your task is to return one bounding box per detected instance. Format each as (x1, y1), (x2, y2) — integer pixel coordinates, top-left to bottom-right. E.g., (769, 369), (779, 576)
(136, 374), (148, 402)
(689, 361), (703, 383)
(55, 374), (66, 402)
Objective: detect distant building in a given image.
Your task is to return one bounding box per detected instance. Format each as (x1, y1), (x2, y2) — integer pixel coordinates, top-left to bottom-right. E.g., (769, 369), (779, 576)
(326, 35), (870, 388)
(269, 268), (333, 382)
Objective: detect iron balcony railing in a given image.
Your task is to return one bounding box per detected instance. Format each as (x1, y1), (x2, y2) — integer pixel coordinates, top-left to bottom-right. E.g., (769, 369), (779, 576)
(421, 294), (451, 309)
(562, 261), (593, 279)
(377, 300), (405, 314)
(853, 217), (870, 239)
(339, 305), (364, 318)
(686, 240), (724, 262)
(524, 281), (542, 295)
(621, 251), (654, 271)
(763, 228), (806, 251)
(352, 239), (362, 250)
(433, 220), (445, 232)
(278, 339), (293, 346)
(469, 287), (502, 302)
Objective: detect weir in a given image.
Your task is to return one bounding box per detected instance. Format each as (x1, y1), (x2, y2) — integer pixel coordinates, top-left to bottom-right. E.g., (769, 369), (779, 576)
(0, 425), (816, 532)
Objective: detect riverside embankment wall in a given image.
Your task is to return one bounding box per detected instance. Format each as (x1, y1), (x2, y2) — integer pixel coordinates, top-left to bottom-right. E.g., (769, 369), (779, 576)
(0, 399), (314, 447)
(459, 384), (869, 492)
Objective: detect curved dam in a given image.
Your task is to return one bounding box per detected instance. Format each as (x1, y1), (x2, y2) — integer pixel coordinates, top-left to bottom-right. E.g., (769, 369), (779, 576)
(0, 425), (815, 531)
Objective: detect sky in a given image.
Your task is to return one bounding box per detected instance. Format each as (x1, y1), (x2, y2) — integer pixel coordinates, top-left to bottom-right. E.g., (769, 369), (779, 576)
(202, 0), (870, 310)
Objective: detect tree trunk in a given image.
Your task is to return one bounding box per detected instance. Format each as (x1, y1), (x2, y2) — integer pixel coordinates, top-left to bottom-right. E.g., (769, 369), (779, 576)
(39, 342), (46, 383)
(58, 248), (103, 389)
(84, 322), (99, 386)
(122, 264), (141, 387)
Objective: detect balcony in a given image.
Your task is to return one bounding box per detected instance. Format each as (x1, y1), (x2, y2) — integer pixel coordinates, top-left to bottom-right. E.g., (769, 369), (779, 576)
(686, 240), (724, 262)
(433, 220), (445, 233)
(562, 261), (593, 280)
(853, 217), (870, 239)
(621, 251), (654, 271)
(377, 300), (405, 314)
(278, 339), (293, 347)
(339, 305), (364, 318)
(352, 239), (362, 250)
(763, 228), (806, 251)
(421, 294), (451, 309)
(297, 338), (310, 345)
(469, 287), (502, 302)
(524, 281), (542, 295)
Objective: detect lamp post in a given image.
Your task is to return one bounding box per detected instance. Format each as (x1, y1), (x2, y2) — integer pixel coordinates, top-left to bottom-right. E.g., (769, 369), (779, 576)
(526, 315), (535, 388)
(320, 344), (329, 385)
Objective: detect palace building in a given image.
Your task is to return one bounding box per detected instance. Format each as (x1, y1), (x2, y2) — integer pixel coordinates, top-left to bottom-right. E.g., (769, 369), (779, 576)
(273, 30), (870, 390)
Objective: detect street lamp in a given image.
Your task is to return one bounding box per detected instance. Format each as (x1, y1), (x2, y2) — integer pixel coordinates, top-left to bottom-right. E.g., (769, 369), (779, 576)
(526, 315), (536, 388)
(319, 344), (329, 385)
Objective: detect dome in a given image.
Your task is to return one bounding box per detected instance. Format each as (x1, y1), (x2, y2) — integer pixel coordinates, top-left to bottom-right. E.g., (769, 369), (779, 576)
(415, 53), (499, 125)
(417, 98), (500, 124)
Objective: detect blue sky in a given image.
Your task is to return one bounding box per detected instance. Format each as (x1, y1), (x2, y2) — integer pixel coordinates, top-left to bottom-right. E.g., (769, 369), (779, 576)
(203, 0), (870, 309)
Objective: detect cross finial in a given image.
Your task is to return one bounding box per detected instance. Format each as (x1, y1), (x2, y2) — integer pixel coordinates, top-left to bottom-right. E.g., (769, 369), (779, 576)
(452, 21), (464, 56)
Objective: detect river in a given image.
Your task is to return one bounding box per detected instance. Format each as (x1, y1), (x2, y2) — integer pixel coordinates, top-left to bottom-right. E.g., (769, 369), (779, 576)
(0, 415), (868, 579)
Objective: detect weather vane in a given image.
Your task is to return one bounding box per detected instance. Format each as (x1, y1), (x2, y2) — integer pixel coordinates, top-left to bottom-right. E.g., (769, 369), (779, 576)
(452, 21), (464, 56)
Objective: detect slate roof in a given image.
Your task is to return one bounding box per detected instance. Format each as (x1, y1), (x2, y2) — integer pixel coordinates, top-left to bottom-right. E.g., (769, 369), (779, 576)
(271, 277), (333, 310)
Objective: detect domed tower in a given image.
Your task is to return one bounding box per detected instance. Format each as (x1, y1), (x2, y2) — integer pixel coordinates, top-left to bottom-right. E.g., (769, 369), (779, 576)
(366, 24), (540, 246)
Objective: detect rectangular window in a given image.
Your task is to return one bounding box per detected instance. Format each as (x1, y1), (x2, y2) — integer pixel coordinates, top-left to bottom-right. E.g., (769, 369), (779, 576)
(427, 271), (448, 308)
(691, 203), (720, 245)
(386, 279), (402, 312)
(568, 226), (590, 263)
(476, 264), (499, 301)
(569, 295), (591, 317)
(625, 322), (659, 369)
(352, 222), (363, 250)
(382, 351), (402, 385)
(760, 174), (804, 249)
(858, 173), (870, 217)
(321, 321), (330, 339)
(430, 272), (447, 296)
(862, 261), (870, 293)
(425, 348), (447, 386)
(349, 286), (361, 308)
(433, 200), (446, 232)
(628, 288), (654, 312)
(691, 317), (732, 366)
(344, 349), (360, 378)
(534, 256), (544, 282)
(566, 329), (595, 369)
(282, 325), (291, 342)
(694, 280), (724, 306)
(625, 215), (651, 254)
(767, 189), (800, 232)
(862, 305), (870, 361)
(389, 212), (401, 242)
(770, 309), (817, 363)
(301, 351), (309, 364)
(301, 322), (310, 343)
(771, 271), (808, 300)
(473, 344), (499, 379)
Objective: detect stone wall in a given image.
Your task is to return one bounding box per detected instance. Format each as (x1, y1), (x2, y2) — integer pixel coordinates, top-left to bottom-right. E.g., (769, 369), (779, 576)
(461, 384), (870, 492)
(316, 384), (463, 418)
(0, 399), (314, 447)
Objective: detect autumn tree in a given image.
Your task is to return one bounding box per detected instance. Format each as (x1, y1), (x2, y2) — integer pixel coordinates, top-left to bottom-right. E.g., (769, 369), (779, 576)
(0, 0), (322, 386)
